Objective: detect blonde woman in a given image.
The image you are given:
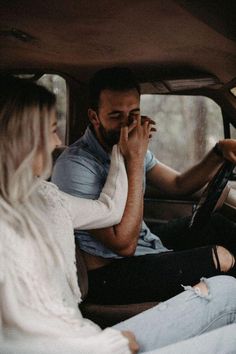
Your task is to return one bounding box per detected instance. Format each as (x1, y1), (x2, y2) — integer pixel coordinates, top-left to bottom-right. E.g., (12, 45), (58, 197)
(1, 76), (236, 354)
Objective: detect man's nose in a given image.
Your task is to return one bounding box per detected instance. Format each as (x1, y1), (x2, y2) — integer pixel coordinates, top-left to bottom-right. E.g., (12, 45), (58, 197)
(121, 114), (133, 126)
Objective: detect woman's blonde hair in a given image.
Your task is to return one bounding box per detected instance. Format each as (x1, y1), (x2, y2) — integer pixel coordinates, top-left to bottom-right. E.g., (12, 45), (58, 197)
(0, 76), (64, 267)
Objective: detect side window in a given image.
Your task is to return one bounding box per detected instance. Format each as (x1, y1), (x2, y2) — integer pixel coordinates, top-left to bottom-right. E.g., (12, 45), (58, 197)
(37, 74), (67, 144)
(230, 125), (236, 139)
(141, 95), (224, 171)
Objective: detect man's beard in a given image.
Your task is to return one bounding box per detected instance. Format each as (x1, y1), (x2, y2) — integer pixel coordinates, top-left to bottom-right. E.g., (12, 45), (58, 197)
(98, 124), (120, 147)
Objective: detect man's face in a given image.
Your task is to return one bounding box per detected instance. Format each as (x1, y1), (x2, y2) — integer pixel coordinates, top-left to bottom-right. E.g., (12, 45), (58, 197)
(94, 89), (140, 148)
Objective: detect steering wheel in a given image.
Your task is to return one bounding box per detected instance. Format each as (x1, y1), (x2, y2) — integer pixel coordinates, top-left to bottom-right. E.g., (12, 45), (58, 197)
(189, 160), (235, 230)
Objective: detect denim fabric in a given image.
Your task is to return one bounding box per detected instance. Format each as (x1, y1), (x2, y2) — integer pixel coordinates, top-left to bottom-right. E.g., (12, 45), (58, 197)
(152, 324), (236, 354)
(52, 125), (169, 258)
(114, 276), (236, 353)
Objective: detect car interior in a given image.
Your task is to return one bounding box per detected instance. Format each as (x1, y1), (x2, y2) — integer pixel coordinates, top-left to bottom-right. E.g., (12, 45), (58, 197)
(1, 0), (236, 328)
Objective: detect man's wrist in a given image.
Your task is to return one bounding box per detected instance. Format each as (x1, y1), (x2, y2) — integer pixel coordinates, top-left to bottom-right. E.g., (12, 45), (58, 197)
(125, 159), (144, 173)
(125, 154), (145, 165)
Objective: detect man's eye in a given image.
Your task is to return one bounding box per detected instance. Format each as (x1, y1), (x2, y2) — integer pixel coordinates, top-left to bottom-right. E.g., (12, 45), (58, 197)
(110, 114), (121, 119)
(129, 113), (139, 118)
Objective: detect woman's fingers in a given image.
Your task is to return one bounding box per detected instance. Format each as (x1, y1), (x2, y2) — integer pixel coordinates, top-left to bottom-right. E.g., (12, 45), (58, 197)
(121, 115), (156, 147)
(136, 114), (142, 127)
(127, 119), (137, 134)
(119, 126), (129, 142)
(141, 115), (156, 126)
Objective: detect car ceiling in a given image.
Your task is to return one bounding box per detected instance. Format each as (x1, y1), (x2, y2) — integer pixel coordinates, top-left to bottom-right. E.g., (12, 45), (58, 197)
(0, 0), (236, 85)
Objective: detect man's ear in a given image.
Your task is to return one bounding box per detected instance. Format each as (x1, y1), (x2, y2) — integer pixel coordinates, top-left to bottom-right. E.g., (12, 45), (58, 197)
(88, 108), (100, 128)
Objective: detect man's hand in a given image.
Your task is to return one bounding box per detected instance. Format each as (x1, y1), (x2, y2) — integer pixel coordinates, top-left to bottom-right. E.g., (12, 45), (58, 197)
(140, 115), (156, 138)
(121, 330), (139, 354)
(119, 115), (155, 162)
(218, 139), (236, 163)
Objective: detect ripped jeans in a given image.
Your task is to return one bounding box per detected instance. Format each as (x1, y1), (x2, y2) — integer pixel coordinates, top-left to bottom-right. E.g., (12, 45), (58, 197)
(114, 276), (236, 353)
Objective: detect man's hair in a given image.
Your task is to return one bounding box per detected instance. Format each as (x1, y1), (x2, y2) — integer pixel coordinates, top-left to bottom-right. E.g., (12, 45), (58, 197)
(89, 67), (141, 112)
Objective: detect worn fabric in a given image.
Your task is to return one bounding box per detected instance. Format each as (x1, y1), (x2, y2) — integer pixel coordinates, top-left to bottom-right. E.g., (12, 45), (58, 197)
(114, 276), (236, 353)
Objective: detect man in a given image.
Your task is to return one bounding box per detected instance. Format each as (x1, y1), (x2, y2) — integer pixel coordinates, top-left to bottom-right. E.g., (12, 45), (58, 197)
(52, 67), (236, 304)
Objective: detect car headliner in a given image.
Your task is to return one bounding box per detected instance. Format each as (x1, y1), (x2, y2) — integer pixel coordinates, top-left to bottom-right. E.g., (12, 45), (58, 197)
(0, 0), (236, 86)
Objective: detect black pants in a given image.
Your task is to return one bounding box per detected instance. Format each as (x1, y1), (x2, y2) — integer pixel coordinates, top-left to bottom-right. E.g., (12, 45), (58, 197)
(87, 213), (236, 304)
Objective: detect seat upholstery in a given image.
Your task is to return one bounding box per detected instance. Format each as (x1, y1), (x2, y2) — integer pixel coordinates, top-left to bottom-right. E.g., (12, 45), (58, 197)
(75, 241), (158, 328)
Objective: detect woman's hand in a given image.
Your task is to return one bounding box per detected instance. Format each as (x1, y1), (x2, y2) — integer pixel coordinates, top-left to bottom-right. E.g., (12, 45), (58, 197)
(121, 330), (139, 354)
(119, 115), (155, 163)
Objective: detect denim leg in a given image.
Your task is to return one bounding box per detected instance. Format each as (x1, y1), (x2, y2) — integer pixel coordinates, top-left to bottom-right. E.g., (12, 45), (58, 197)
(146, 324), (236, 354)
(114, 276), (236, 353)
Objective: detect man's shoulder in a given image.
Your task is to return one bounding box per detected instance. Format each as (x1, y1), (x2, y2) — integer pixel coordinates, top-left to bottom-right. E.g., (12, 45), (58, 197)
(53, 137), (106, 181)
(145, 149), (158, 171)
(58, 138), (98, 164)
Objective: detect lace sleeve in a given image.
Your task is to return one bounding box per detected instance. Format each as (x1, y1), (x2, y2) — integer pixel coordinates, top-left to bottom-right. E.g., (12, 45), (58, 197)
(60, 145), (128, 230)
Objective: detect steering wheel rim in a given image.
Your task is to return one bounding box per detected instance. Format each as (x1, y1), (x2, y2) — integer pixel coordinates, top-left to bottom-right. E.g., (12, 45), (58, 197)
(189, 160), (235, 230)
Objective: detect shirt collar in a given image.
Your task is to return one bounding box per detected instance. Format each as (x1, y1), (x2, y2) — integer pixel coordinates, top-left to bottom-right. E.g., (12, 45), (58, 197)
(83, 125), (111, 163)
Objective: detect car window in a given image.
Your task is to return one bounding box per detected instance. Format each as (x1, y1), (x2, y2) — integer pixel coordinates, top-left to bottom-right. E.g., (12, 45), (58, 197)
(141, 95), (224, 171)
(230, 125), (236, 139)
(37, 74), (67, 144)
(230, 87), (236, 97)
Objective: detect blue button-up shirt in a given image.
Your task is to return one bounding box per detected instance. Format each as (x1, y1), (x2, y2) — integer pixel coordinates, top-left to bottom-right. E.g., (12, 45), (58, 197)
(52, 126), (169, 258)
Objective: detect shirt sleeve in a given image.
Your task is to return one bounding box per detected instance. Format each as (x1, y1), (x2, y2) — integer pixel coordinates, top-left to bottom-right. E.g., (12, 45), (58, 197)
(59, 145), (128, 229)
(145, 149), (158, 173)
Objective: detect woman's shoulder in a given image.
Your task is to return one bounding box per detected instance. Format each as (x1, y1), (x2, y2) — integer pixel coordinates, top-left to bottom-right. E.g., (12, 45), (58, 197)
(0, 218), (15, 235)
(38, 180), (60, 200)
(0, 219), (22, 247)
(39, 180), (59, 192)
(38, 180), (68, 211)
(0, 219), (18, 259)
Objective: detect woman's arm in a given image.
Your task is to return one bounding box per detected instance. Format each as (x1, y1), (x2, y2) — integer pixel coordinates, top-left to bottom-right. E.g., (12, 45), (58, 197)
(1, 328), (131, 354)
(60, 144), (128, 230)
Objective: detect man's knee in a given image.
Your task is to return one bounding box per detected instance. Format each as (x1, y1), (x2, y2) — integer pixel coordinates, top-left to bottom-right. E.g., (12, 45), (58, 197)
(192, 276), (236, 297)
(212, 246), (235, 272)
(194, 276), (236, 300)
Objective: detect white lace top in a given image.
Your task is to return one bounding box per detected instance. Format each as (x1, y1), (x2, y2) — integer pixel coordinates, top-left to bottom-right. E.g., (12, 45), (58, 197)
(0, 145), (130, 354)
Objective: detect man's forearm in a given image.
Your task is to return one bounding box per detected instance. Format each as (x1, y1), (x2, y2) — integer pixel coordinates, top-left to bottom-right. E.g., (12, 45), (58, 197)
(175, 147), (225, 195)
(88, 120), (152, 256)
(112, 160), (144, 255)
(88, 160), (145, 256)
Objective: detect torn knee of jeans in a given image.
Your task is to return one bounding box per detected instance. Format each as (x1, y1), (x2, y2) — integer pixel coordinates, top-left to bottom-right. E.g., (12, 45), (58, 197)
(181, 278), (211, 300)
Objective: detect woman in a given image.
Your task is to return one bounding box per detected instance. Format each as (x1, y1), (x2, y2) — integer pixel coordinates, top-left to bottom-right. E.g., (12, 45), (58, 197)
(1, 76), (236, 354)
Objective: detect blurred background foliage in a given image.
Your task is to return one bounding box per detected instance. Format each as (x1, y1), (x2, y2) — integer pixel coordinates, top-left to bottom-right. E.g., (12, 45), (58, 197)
(37, 74), (67, 143)
(141, 95), (223, 171)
